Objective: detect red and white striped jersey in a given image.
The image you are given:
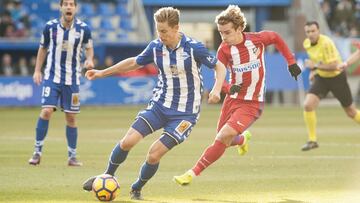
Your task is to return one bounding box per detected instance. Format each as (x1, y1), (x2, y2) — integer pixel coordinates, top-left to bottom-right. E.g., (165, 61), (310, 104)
(217, 31), (296, 102)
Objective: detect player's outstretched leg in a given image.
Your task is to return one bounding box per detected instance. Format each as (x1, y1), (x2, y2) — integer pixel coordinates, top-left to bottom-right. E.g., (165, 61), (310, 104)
(173, 170), (196, 186)
(237, 130), (252, 155)
(83, 143), (129, 191)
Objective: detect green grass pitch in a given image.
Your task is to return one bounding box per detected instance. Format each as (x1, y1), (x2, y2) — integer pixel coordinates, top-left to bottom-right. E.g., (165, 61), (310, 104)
(0, 105), (359, 203)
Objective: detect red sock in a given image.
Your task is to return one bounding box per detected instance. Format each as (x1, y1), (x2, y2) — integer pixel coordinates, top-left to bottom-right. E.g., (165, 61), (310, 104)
(230, 135), (244, 146)
(192, 140), (226, 176)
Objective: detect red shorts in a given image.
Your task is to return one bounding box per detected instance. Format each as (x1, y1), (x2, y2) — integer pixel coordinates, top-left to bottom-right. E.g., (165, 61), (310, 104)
(217, 97), (264, 133)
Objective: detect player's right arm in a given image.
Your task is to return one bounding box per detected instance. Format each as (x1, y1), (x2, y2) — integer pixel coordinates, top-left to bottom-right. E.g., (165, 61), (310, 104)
(86, 41), (156, 80)
(216, 44), (232, 94)
(33, 23), (51, 86)
(85, 57), (142, 80)
(33, 47), (47, 85)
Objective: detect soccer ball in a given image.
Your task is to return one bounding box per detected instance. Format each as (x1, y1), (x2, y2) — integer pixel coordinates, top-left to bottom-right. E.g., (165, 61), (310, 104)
(92, 174), (120, 201)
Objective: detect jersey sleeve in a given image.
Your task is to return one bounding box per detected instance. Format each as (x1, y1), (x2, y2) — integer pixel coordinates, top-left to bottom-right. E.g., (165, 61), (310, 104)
(216, 45), (229, 67)
(258, 31), (296, 65)
(82, 25), (93, 49)
(322, 40), (338, 64)
(40, 24), (50, 48)
(135, 42), (155, 66)
(193, 42), (217, 69)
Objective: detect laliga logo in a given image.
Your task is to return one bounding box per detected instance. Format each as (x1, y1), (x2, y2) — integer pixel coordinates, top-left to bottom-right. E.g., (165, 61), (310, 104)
(118, 78), (155, 104)
(0, 82), (32, 100)
(79, 80), (95, 101)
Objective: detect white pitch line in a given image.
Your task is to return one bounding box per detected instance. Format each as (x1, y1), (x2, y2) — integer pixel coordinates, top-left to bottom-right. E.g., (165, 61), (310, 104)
(258, 155), (360, 160)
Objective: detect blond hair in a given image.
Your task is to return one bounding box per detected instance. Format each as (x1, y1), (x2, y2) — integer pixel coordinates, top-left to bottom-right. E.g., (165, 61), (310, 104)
(154, 7), (180, 27)
(215, 5), (247, 31)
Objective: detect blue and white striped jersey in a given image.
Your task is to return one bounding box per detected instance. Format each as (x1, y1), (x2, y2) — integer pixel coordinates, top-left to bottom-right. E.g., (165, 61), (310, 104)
(136, 34), (217, 114)
(40, 18), (92, 85)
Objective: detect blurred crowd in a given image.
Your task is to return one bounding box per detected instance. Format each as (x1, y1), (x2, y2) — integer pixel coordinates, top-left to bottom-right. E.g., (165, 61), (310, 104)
(0, 54), (35, 76)
(320, 0), (360, 37)
(0, 0), (30, 38)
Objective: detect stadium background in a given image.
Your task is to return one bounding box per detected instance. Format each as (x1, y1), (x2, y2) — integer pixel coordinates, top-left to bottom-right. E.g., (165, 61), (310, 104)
(1, 0), (360, 202)
(1, 0), (359, 106)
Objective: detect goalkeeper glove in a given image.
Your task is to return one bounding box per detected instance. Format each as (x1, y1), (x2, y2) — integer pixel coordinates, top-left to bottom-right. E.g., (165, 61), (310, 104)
(229, 84), (241, 95)
(288, 63), (302, 81)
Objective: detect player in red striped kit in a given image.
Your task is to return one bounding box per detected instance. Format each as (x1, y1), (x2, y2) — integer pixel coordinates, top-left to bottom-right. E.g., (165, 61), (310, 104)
(174, 5), (301, 185)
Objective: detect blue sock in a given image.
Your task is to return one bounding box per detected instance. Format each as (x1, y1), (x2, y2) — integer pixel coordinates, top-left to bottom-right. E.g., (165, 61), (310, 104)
(34, 118), (49, 154)
(66, 126), (77, 158)
(131, 162), (159, 191)
(105, 143), (129, 176)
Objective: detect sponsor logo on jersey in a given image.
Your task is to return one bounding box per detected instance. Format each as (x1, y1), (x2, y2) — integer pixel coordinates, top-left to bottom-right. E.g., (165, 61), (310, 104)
(170, 64), (179, 76)
(61, 40), (69, 51)
(233, 59), (261, 73)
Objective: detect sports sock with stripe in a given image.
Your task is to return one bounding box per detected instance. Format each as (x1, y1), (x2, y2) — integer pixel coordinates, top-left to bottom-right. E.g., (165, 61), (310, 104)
(105, 143), (129, 176)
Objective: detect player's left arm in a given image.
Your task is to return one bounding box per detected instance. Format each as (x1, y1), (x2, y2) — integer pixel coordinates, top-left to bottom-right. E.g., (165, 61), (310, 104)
(84, 46), (94, 70)
(83, 25), (94, 69)
(259, 31), (301, 80)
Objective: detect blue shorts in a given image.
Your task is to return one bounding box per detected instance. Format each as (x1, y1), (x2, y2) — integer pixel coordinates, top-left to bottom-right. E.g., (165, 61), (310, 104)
(41, 80), (80, 113)
(132, 101), (199, 149)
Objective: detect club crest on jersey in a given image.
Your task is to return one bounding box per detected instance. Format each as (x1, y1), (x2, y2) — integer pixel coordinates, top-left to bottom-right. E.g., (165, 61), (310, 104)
(233, 59), (261, 73)
(252, 47), (260, 57)
(175, 120), (192, 135)
(71, 93), (80, 106)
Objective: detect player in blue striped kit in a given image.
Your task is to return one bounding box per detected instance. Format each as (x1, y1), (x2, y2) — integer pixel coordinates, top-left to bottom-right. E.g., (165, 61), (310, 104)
(28, 0), (94, 166)
(82, 7), (226, 200)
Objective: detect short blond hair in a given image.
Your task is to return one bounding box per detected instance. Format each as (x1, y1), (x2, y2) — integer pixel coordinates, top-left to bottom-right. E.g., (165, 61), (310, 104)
(154, 7), (180, 27)
(215, 5), (247, 31)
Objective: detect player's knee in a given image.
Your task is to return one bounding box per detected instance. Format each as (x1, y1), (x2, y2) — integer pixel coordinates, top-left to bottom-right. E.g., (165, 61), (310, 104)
(303, 102), (314, 111)
(119, 139), (135, 151)
(146, 151), (161, 164)
(40, 108), (54, 119)
(66, 116), (76, 126)
(216, 126), (238, 146)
